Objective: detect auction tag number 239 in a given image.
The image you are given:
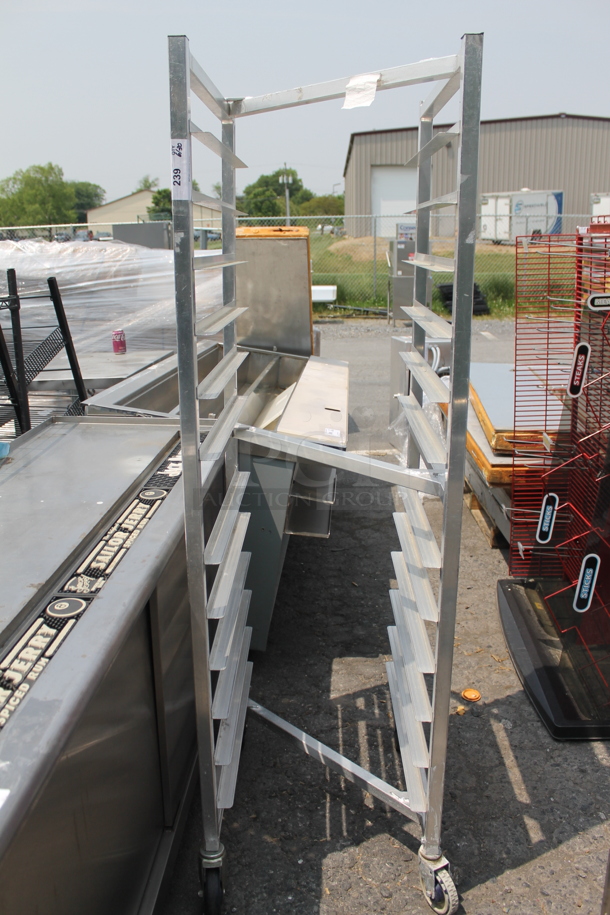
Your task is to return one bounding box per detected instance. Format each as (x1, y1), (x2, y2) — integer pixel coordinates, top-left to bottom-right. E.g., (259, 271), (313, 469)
(170, 140), (191, 201)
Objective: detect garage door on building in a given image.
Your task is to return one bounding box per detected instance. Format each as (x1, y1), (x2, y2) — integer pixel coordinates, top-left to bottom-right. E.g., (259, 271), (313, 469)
(371, 166), (417, 238)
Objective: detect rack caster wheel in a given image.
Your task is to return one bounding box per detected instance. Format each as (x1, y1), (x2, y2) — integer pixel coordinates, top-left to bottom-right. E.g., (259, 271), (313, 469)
(201, 866), (223, 915)
(422, 867), (459, 915)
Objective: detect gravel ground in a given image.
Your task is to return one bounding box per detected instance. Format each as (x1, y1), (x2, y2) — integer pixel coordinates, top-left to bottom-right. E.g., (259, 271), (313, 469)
(159, 318), (610, 915)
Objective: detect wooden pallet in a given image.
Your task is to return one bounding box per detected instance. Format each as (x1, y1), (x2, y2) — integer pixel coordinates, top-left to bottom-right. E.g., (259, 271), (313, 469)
(463, 484), (508, 548)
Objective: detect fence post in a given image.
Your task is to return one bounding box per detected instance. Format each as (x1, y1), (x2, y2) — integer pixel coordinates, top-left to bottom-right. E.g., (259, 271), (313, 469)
(373, 215), (377, 300)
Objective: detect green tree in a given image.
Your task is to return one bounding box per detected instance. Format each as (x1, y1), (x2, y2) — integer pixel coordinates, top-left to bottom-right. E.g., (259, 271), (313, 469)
(242, 186), (282, 217)
(146, 181), (200, 220)
(240, 168), (314, 216)
(135, 175), (159, 191)
(0, 163), (77, 226)
(298, 194), (344, 216)
(147, 188), (172, 220)
(69, 181), (105, 223)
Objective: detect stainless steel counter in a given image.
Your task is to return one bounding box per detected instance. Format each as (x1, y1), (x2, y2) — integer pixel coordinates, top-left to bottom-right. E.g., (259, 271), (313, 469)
(0, 415), (217, 915)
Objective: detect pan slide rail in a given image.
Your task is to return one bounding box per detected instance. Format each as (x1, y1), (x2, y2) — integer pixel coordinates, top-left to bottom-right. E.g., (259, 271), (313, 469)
(169, 33), (481, 915)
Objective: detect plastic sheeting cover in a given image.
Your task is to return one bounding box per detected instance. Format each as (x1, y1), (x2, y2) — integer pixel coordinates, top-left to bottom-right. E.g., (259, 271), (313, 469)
(0, 239), (223, 353)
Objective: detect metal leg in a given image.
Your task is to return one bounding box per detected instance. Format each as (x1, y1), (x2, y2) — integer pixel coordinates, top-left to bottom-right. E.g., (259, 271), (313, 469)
(6, 269), (30, 432)
(47, 276), (88, 404)
(0, 323), (23, 432)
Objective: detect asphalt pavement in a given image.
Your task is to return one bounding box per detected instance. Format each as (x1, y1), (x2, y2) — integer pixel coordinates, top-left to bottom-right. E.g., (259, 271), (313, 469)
(159, 316), (610, 915)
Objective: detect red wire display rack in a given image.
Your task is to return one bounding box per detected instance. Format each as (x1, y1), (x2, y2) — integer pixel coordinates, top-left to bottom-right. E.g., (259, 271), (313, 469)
(498, 218), (610, 737)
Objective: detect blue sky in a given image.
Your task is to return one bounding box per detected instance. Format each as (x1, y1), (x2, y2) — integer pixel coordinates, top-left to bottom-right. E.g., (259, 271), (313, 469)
(1, 0), (608, 202)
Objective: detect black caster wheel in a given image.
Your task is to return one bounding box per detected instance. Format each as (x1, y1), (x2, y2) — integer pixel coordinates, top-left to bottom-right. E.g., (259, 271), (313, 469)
(423, 867), (459, 915)
(201, 866), (223, 915)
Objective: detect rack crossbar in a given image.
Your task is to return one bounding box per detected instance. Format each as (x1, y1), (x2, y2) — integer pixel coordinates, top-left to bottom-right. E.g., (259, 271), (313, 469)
(391, 548), (438, 624)
(402, 304), (452, 340)
(417, 192), (458, 210)
(247, 700), (418, 820)
(389, 588), (436, 674)
(397, 487), (442, 569)
(197, 350), (249, 400)
(398, 394), (447, 471)
(207, 518), (250, 619)
(421, 70), (461, 119)
(204, 471), (250, 565)
(410, 253), (456, 273)
(196, 307), (248, 337)
(405, 126), (460, 168)
(216, 663), (253, 810)
(229, 56), (459, 117)
(386, 663), (428, 813)
(399, 350), (450, 405)
(189, 53), (229, 119)
(190, 124), (247, 168)
(235, 426), (444, 496)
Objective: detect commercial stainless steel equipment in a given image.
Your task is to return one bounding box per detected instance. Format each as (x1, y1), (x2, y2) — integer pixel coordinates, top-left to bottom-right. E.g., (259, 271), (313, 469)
(0, 416), (202, 914)
(168, 33), (482, 914)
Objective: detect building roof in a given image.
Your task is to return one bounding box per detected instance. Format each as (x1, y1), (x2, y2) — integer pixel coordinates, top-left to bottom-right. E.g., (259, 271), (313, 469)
(343, 113), (610, 176)
(87, 188), (153, 218)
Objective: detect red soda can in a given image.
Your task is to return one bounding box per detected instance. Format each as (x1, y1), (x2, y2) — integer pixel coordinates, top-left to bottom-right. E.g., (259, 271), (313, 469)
(112, 329), (126, 354)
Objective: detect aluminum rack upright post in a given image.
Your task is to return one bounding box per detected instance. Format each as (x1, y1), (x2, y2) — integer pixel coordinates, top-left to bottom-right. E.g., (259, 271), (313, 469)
(168, 35), (253, 915)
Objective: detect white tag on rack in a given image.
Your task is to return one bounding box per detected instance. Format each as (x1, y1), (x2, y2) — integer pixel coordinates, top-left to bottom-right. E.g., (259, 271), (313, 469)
(170, 139), (191, 201)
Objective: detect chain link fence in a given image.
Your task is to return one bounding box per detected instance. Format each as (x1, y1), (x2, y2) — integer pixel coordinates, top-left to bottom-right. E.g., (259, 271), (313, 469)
(0, 213), (594, 316)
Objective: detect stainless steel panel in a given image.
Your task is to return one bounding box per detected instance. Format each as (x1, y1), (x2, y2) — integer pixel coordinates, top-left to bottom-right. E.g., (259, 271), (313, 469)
(238, 452), (295, 651)
(276, 357), (348, 448)
(0, 417), (178, 643)
(31, 350), (172, 393)
(291, 462), (337, 504)
(85, 343), (220, 415)
(0, 612), (164, 915)
(149, 538), (196, 826)
(284, 498), (332, 538)
(235, 237), (313, 357)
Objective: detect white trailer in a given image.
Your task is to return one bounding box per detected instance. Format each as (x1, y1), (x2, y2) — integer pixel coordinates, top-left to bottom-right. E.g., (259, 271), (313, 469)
(591, 193), (610, 217)
(480, 189), (563, 243)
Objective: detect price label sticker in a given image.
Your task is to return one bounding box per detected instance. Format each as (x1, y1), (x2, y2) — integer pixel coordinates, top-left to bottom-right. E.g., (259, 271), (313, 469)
(170, 139), (191, 201)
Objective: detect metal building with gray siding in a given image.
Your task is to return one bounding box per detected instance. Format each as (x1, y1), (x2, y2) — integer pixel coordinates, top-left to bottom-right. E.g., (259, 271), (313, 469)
(344, 113), (610, 235)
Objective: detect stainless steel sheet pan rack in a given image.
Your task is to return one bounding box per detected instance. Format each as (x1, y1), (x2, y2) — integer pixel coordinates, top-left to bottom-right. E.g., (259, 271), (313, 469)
(168, 34), (481, 914)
